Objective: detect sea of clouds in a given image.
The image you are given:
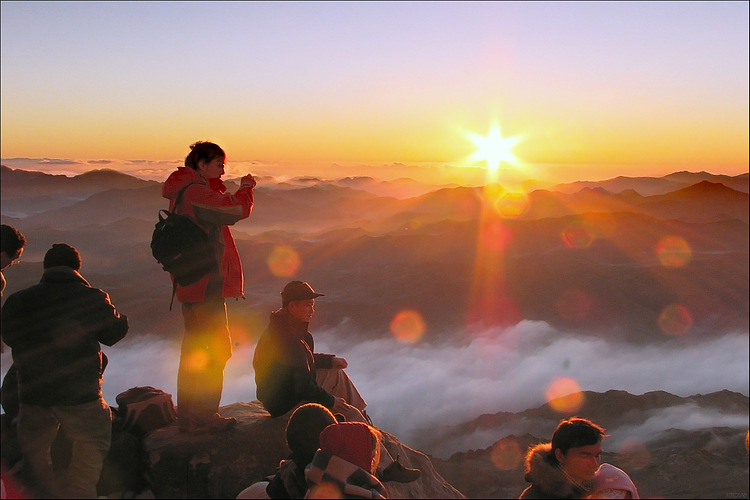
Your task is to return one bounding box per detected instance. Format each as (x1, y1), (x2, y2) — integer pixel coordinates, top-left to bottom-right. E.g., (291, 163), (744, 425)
(1, 320), (747, 458)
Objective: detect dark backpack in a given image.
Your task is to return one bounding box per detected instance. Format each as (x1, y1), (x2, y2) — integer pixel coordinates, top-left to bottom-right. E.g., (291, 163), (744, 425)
(151, 183), (217, 295)
(114, 386), (177, 437)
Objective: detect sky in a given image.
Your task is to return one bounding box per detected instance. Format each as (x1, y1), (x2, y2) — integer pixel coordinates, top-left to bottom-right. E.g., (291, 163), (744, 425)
(1, 1), (748, 185)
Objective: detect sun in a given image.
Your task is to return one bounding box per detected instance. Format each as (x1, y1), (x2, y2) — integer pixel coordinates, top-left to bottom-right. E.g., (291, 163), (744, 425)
(466, 124), (522, 174)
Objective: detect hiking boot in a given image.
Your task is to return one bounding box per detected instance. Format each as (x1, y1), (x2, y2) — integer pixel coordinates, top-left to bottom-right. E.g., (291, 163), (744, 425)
(177, 413), (236, 434)
(380, 455), (421, 483)
(201, 413), (237, 432)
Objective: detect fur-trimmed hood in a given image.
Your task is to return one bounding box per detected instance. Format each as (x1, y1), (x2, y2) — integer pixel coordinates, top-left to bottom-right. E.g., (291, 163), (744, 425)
(519, 442), (589, 499)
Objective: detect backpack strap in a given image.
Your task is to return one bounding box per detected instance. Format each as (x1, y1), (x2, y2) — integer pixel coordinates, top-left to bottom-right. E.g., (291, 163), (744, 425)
(168, 182), (199, 311)
(172, 182), (197, 214)
(169, 281), (177, 311)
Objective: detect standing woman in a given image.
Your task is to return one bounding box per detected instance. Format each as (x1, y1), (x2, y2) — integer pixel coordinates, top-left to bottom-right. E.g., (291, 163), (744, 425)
(162, 141), (256, 433)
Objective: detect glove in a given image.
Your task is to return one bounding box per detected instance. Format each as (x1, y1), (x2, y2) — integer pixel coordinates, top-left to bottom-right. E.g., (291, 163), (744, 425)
(240, 174), (257, 188)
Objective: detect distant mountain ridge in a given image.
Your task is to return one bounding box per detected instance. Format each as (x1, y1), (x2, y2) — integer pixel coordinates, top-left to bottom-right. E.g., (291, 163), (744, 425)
(3, 166), (748, 229)
(552, 170), (749, 196)
(1, 166), (747, 342)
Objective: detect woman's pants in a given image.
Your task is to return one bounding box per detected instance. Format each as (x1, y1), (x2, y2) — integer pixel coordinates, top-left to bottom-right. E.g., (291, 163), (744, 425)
(177, 299), (232, 420)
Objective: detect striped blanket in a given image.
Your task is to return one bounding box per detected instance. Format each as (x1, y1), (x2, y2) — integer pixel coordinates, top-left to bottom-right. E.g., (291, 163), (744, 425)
(305, 450), (387, 499)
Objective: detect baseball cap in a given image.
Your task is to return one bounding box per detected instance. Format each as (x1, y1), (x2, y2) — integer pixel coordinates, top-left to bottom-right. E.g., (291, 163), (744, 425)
(281, 281), (324, 306)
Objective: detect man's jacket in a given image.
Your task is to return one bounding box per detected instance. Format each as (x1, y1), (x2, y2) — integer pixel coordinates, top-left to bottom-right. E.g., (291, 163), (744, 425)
(2, 267), (129, 406)
(253, 307), (335, 417)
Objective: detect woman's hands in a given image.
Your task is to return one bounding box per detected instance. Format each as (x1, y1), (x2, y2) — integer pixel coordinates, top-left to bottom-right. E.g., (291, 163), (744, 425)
(240, 173), (256, 188)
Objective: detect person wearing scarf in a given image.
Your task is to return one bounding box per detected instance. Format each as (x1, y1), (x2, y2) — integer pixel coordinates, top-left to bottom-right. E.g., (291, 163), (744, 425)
(305, 422), (387, 499)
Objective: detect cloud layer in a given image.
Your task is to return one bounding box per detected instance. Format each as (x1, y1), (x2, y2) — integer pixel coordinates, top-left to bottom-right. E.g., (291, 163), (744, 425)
(1, 321), (746, 457)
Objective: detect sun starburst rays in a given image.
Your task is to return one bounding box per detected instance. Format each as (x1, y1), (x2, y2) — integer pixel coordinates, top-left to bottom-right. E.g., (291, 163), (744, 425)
(466, 124), (522, 176)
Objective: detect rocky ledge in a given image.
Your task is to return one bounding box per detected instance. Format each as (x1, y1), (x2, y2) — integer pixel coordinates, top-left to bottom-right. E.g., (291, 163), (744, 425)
(143, 401), (465, 499)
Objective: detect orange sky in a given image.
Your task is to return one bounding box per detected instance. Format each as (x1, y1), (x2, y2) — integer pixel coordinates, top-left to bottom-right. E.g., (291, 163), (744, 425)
(1, 2), (748, 185)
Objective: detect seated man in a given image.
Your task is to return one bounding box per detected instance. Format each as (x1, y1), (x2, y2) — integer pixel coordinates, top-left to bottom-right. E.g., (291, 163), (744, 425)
(253, 281), (367, 421)
(252, 281), (419, 484)
(519, 417), (638, 499)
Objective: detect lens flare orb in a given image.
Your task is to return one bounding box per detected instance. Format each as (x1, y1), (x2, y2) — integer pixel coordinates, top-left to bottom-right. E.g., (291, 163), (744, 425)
(561, 221), (595, 249)
(658, 303), (693, 336)
(267, 245), (301, 277)
(496, 192), (530, 218)
(618, 439), (651, 470)
(390, 309), (427, 344)
(545, 377), (585, 414)
(656, 235), (692, 268)
(491, 436), (524, 470)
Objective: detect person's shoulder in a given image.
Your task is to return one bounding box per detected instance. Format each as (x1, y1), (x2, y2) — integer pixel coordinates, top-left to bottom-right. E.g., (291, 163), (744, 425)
(267, 308), (290, 328)
(163, 167), (205, 198)
(3, 282), (40, 302)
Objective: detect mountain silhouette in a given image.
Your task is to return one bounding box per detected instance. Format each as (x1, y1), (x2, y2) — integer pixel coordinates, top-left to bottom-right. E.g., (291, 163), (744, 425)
(1, 166), (747, 342)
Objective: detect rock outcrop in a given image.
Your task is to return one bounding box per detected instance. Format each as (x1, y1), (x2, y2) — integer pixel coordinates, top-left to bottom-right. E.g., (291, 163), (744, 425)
(143, 401), (465, 499)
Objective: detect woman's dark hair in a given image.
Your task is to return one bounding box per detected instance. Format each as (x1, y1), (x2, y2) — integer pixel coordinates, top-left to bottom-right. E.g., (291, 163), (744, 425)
(184, 141), (226, 171)
(43, 243), (82, 270)
(1, 224), (27, 258)
(550, 417), (607, 463)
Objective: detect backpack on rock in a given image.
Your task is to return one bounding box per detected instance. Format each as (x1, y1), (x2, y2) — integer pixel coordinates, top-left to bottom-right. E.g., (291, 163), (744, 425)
(114, 386), (177, 437)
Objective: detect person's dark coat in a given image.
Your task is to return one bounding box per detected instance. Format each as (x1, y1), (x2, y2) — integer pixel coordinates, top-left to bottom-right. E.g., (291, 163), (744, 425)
(2, 267), (128, 406)
(519, 443), (590, 499)
(265, 459), (307, 499)
(253, 307), (335, 417)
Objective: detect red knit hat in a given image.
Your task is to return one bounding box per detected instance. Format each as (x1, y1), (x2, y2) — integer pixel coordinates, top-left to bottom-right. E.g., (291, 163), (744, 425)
(319, 422), (374, 471)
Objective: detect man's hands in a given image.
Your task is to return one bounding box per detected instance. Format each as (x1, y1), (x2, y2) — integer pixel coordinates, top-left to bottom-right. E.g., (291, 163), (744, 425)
(332, 357), (348, 369)
(332, 396), (349, 414)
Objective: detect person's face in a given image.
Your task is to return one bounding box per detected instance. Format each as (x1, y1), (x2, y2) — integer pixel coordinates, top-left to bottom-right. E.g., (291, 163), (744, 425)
(288, 299), (315, 323)
(555, 442), (602, 483)
(0, 247), (23, 270)
(198, 156), (225, 180)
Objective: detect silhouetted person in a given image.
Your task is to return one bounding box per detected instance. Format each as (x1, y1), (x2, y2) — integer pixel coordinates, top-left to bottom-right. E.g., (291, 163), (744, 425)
(519, 417), (639, 499)
(252, 281), (420, 484)
(0, 225), (27, 500)
(162, 141), (256, 433)
(1, 224), (27, 352)
(253, 281), (368, 421)
(1, 224), (26, 417)
(2, 243), (129, 498)
(305, 422), (388, 499)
